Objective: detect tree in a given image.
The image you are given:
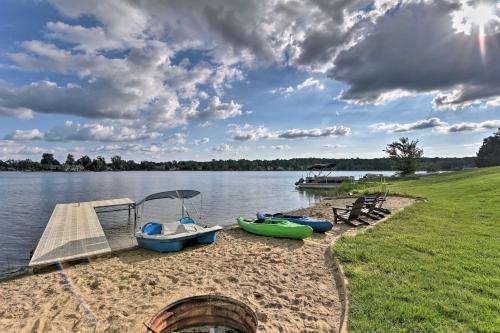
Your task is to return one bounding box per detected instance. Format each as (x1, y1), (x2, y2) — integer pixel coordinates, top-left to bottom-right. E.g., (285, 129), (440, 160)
(77, 155), (93, 170)
(65, 154), (75, 166)
(111, 155), (125, 170)
(476, 129), (500, 167)
(40, 153), (55, 165)
(384, 137), (423, 176)
(92, 156), (107, 171)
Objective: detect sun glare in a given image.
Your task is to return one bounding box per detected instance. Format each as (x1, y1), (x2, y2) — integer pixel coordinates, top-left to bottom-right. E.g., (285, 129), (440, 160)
(465, 3), (497, 26)
(457, 3), (500, 61)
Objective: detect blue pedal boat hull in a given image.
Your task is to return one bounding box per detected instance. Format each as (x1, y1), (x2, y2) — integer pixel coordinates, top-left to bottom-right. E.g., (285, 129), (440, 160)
(136, 226), (223, 253)
(256, 212), (333, 233)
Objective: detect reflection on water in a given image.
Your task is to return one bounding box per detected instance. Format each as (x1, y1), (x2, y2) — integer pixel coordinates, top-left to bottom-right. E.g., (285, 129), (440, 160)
(0, 170), (394, 277)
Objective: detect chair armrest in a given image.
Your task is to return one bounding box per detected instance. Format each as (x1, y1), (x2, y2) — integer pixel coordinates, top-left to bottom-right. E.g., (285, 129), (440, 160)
(332, 207), (349, 211)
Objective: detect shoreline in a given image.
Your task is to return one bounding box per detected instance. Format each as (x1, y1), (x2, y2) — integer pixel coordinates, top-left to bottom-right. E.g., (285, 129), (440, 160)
(0, 196), (414, 332)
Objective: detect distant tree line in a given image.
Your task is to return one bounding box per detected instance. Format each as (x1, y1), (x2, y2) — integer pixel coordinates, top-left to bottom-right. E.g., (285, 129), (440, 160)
(0, 153), (477, 172)
(3, 129), (499, 173)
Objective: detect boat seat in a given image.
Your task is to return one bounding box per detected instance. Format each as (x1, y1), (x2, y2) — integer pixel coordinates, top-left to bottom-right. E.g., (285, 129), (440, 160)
(183, 224), (205, 233)
(161, 223), (186, 235)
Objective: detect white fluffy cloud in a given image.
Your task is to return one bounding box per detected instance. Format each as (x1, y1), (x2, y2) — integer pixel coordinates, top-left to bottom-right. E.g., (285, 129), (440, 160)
(0, 140), (64, 159)
(163, 133), (187, 144)
(278, 127), (351, 139)
(228, 124), (273, 141)
(270, 144), (290, 150)
(370, 118), (500, 133)
(228, 124), (351, 141)
(45, 121), (161, 142)
(370, 118), (448, 133)
(93, 143), (189, 154)
(4, 129), (44, 140)
(193, 137), (210, 145)
(195, 96), (243, 120)
(323, 144), (345, 149)
(444, 120), (500, 133)
(212, 143), (232, 152)
(271, 77), (324, 95)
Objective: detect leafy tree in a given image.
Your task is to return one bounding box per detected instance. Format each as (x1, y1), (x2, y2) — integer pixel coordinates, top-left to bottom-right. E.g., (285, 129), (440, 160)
(384, 137), (423, 176)
(40, 153), (55, 165)
(111, 155), (125, 170)
(476, 129), (500, 167)
(77, 155), (93, 170)
(92, 156), (107, 171)
(65, 154), (75, 166)
(126, 160), (138, 170)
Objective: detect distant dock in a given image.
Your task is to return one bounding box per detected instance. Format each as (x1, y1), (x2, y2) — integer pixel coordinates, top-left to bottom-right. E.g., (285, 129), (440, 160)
(29, 198), (135, 267)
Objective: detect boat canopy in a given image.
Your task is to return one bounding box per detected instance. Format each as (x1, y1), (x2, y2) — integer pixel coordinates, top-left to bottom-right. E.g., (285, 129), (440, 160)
(307, 163), (337, 171)
(136, 190), (200, 206)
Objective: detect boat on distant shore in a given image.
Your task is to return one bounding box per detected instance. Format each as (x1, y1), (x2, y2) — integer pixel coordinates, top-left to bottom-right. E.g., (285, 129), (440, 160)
(134, 190), (222, 252)
(295, 163), (354, 189)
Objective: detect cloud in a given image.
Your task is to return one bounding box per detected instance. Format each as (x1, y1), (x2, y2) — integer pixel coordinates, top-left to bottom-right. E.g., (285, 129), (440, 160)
(45, 121), (161, 142)
(278, 127), (351, 139)
(92, 143), (189, 154)
(0, 106), (33, 119)
(46, 22), (123, 52)
(0, 140), (59, 159)
(271, 77), (324, 95)
(163, 133), (187, 144)
(271, 86), (295, 95)
(370, 118), (448, 133)
(330, 1), (500, 108)
(229, 124), (351, 141)
(193, 137), (210, 145)
(445, 120), (500, 133)
(228, 124), (351, 141)
(370, 118), (500, 133)
(0, 79), (148, 120)
(212, 143), (231, 152)
(296, 77), (324, 91)
(228, 124), (273, 141)
(195, 96), (242, 120)
(270, 144), (290, 150)
(323, 144), (345, 149)
(3, 37), (244, 129)
(4, 129), (44, 140)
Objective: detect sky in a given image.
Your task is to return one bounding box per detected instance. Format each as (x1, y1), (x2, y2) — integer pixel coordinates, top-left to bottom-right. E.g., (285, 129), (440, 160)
(0, 0), (499, 162)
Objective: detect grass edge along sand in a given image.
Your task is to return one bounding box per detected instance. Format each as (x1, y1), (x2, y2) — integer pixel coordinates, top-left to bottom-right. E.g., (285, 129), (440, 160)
(334, 167), (500, 333)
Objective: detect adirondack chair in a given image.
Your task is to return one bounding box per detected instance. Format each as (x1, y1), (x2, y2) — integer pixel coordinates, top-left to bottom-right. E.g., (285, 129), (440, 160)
(365, 190), (391, 215)
(352, 194), (385, 219)
(332, 197), (369, 227)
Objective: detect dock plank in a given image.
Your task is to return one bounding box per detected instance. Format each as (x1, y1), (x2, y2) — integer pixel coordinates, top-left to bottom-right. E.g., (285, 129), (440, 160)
(29, 198), (134, 267)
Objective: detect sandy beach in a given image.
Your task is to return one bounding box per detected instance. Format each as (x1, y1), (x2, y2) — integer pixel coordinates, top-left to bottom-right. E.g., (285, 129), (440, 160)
(0, 196), (414, 333)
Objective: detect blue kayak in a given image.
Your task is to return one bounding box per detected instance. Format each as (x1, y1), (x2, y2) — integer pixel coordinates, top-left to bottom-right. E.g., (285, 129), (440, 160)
(256, 212), (333, 233)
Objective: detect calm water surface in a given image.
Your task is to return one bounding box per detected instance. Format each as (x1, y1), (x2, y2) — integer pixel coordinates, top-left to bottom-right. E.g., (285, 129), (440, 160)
(0, 171), (394, 277)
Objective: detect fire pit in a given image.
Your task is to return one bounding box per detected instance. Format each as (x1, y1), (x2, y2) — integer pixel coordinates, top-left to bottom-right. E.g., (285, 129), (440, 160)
(145, 295), (258, 333)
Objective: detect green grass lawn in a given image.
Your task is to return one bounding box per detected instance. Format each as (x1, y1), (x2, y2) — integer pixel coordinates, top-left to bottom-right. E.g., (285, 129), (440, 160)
(334, 167), (500, 332)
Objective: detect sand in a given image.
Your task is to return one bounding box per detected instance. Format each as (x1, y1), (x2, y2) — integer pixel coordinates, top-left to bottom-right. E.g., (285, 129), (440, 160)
(0, 196), (414, 333)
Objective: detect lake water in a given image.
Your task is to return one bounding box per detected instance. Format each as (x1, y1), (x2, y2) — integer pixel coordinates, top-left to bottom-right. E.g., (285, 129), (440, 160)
(0, 170), (394, 277)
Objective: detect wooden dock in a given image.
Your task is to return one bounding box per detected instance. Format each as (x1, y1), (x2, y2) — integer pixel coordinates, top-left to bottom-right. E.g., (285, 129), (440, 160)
(29, 198), (135, 267)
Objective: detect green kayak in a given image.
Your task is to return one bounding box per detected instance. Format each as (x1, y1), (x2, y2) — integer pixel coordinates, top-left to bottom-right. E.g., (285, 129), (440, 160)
(237, 217), (313, 239)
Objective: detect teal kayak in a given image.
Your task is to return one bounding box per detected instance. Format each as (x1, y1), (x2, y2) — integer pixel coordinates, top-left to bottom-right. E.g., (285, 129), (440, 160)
(237, 217), (313, 239)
